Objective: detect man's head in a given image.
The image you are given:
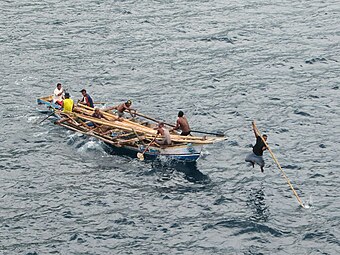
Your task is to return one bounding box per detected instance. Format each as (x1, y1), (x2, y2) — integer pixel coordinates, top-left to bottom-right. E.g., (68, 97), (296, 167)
(65, 92), (70, 99)
(262, 134), (268, 141)
(94, 108), (100, 113)
(158, 122), (165, 128)
(57, 83), (62, 90)
(80, 89), (86, 96)
(126, 100), (132, 106)
(178, 111), (184, 117)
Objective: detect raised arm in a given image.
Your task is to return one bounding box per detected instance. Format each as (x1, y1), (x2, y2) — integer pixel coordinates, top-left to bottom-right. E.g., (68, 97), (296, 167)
(252, 121), (259, 138)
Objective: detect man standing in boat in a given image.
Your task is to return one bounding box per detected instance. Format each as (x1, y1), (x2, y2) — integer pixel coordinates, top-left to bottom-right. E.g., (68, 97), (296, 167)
(245, 121), (268, 172)
(171, 110), (191, 136)
(53, 83), (64, 106)
(105, 100), (136, 119)
(155, 122), (171, 145)
(79, 89), (94, 108)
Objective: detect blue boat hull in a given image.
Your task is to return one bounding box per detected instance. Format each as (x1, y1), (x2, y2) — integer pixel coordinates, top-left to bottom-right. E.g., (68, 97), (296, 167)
(104, 143), (202, 162)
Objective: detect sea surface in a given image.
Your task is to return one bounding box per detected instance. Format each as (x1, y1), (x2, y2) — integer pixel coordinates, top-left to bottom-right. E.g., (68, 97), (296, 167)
(1, 0), (340, 254)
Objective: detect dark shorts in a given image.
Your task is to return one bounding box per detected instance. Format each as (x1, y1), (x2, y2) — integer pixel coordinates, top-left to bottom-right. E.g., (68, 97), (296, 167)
(181, 131), (191, 136)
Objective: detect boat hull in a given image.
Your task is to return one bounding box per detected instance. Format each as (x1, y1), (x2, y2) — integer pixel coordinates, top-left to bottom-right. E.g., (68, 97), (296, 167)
(112, 143), (202, 162)
(37, 96), (61, 110)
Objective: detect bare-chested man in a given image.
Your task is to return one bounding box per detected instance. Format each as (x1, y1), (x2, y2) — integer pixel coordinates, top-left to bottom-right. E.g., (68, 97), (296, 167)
(105, 100), (135, 118)
(155, 122), (171, 145)
(171, 111), (191, 136)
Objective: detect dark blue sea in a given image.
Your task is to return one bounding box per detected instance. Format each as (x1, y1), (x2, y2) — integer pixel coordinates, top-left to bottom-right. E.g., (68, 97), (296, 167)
(1, 0), (340, 254)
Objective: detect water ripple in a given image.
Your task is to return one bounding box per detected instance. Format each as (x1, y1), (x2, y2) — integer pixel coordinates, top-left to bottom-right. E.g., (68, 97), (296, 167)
(1, 0), (340, 254)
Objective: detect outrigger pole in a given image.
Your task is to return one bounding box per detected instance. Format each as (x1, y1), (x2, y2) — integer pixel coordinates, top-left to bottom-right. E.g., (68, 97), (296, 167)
(37, 103), (59, 124)
(38, 110), (55, 124)
(253, 121), (305, 208)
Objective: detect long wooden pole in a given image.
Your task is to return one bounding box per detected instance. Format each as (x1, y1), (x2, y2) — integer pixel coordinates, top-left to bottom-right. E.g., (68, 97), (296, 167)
(253, 121), (305, 208)
(127, 110), (225, 136)
(74, 113), (220, 144)
(137, 134), (158, 161)
(74, 105), (224, 143)
(125, 110), (175, 127)
(38, 110), (55, 124)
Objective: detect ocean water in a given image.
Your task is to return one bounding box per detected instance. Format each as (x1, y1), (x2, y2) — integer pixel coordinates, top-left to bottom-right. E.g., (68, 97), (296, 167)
(1, 0), (340, 254)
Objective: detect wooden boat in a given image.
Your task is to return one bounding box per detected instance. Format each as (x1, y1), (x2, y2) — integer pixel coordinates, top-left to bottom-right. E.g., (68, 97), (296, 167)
(37, 95), (227, 161)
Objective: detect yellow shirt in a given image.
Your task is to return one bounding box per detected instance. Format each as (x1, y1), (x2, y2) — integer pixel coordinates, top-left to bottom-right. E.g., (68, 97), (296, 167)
(63, 98), (74, 113)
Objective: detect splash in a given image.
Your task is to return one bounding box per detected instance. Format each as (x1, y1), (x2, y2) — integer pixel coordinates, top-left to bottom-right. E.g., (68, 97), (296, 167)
(303, 195), (313, 209)
(27, 116), (40, 123)
(77, 139), (105, 153)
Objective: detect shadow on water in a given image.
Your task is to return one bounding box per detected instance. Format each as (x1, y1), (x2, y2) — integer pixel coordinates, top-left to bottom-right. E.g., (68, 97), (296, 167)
(150, 160), (210, 184)
(99, 141), (210, 183)
(98, 141), (211, 184)
(67, 138), (209, 185)
(246, 185), (269, 222)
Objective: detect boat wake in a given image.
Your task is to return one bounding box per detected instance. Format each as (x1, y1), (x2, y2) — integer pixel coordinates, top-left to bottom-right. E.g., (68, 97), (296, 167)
(65, 133), (108, 156)
(77, 140), (106, 153)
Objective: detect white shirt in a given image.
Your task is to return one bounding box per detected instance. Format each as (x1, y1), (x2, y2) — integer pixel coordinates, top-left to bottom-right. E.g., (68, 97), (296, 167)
(53, 87), (64, 103)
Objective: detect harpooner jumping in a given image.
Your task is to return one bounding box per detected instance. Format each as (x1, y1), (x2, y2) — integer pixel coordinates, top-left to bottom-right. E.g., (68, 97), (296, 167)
(245, 121), (268, 172)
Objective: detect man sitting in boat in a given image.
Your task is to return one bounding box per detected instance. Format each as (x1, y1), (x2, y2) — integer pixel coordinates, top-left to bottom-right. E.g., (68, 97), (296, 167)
(90, 108), (111, 131)
(53, 83), (64, 105)
(171, 110), (191, 136)
(55, 93), (74, 124)
(92, 108), (104, 119)
(79, 89), (94, 108)
(62, 93), (74, 113)
(104, 100), (136, 120)
(155, 122), (171, 145)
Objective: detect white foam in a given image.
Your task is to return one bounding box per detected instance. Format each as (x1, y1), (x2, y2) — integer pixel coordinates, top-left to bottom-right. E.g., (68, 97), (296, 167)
(303, 195), (313, 209)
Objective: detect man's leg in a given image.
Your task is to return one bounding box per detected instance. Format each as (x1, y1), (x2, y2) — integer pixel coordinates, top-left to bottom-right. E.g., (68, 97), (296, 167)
(256, 157), (265, 173)
(245, 153), (255, 167)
